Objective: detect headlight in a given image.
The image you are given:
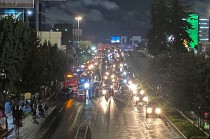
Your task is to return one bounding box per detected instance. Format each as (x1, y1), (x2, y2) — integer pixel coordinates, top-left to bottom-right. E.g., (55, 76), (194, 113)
(102, 90), (107, 95)
(105, 72), (109, 75)
(123, 71), (127, 75)
(111, 75), (115, 79)
(84, 83), (90, 89)
(143, 96), (148, 102)
(128, 80), (132, 84)
(155, 108), (161, 114)
(123, 79), (127, 83)
(104, 76), (108, 80)
(140, 90), (144, 95)
(134, 96), (139, 101)
(147, 107), (152, 114)
(112, 79), (115, 82)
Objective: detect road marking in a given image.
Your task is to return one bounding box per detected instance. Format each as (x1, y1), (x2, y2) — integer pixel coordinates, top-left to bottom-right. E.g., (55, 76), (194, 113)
(59, 107), (63, 113)
(145, 122), (150, 129)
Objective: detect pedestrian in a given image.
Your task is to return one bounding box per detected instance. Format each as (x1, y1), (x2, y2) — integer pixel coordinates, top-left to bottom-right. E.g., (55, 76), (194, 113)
(38, 103), (43, 115)
(19, 108), (23, 123)
(32, 108), (36, 121)
(12, 106), (16, 123)
(14, 109), (20, 126)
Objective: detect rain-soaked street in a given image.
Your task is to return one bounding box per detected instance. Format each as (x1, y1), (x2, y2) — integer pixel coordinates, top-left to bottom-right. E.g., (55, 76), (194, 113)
(31, 93), (183, 139)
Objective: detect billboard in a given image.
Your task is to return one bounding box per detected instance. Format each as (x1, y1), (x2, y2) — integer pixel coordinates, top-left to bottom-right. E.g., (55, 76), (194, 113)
(111, 36), (120, 43)
(0, 9), (24, 20)
(186, 14), (199, 48)
(0, 0), (34, 8)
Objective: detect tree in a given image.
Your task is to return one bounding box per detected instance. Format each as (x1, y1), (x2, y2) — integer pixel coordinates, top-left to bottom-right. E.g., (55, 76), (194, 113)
(167, 0), (192, 52)
(0, 16), (37, 100)
(22, 41), (73, 99)
(147, 0), (193, 56)
(147, 0), (170, 57)
(0, 16), (74, 104)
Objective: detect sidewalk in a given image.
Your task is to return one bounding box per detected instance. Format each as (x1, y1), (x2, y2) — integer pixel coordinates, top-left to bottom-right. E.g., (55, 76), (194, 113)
(1, 105), (56, 139)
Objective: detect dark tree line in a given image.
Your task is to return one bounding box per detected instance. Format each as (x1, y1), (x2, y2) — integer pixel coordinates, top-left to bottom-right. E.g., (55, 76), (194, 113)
(0, 16), (73, 106)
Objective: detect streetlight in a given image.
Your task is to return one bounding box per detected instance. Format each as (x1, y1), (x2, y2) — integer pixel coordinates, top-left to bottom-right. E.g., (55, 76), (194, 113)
(25, 9), (33, 28)
(75, 16), (82, 65)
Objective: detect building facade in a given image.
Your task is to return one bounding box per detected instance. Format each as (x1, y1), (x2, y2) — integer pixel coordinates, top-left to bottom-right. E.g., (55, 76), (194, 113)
(53, 24), (73, 48)
(199, 18), (210, 43)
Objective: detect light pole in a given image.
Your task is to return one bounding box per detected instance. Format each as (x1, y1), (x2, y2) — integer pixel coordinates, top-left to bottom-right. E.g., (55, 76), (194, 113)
(26, 10), (33, 28)
(75, 16), (82, 66)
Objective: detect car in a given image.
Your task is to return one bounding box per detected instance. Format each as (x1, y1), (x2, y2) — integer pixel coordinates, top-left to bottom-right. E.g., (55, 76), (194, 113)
(67, 84), (77, 93)
(119, 85), (130, 94)
(146, 101), (162, 118)
(77, 84), (85, 96)
(134, 94), (149, 105)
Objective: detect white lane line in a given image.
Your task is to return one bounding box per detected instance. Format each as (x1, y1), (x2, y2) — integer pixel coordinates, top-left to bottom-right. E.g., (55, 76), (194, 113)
(59, 107), (63, 113)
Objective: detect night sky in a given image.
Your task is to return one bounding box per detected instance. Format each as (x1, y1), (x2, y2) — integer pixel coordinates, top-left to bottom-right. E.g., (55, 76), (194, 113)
(45, 0), (210, 42)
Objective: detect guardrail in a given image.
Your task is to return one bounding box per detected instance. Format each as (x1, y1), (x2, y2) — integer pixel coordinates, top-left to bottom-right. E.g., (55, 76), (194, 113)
(162, 114), (187, 139)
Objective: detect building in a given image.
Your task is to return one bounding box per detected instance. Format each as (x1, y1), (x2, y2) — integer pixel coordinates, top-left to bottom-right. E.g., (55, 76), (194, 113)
(199, 18), (210, 43)
(37, 31), (66, 52)
(53, 24), (74, 51)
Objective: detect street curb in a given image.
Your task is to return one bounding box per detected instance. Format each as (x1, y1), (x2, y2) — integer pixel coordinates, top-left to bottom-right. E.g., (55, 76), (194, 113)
(163, 114), (187, 139)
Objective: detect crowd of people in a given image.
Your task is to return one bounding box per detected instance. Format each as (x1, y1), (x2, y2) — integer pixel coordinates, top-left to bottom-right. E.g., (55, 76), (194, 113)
(11, 99), (48, 125)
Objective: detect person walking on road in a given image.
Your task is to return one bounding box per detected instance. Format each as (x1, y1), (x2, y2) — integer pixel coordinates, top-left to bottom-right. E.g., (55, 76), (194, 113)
(12, 106), (16, 123)
(32, 108), (36, 122)
(19, 108), (23, 123)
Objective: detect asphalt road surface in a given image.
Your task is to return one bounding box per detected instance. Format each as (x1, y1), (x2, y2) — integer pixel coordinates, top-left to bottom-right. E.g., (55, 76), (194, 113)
(32, 93), (183, 139)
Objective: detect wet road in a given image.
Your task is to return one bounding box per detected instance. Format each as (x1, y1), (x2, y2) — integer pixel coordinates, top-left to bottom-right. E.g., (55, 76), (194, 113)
(33, 93), (183, 139)
(89, 95), (183, 139)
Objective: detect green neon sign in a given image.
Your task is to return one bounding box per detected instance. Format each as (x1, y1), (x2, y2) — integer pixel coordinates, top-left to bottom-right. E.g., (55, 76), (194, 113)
(186, 14), (199, 48)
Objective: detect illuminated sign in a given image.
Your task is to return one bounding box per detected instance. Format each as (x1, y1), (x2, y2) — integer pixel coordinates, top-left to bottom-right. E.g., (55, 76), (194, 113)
(111, 36), (120, 43)
(0, 0), (34, 8)
(186, 14), (199, 48)
(0, 9), (24, 20)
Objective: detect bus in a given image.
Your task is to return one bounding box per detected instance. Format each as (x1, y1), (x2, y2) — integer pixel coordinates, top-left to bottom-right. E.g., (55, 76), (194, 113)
(64, 73), (77, 88)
